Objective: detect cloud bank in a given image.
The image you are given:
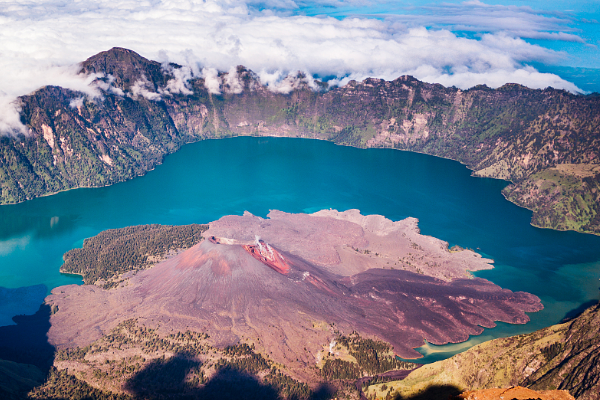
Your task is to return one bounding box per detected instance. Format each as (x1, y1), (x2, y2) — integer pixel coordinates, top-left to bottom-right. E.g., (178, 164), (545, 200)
(383, 0), (586, 41)
(0, 0), (585, 134)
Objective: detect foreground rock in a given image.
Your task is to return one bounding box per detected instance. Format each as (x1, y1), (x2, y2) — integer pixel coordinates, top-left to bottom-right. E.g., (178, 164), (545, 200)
(46, 210), (541, 386)
(454, 387), (575, 400)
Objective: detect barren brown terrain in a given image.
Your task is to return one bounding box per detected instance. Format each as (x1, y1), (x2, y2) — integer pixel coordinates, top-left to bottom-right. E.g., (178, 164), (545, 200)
(46, 210), (542, 382)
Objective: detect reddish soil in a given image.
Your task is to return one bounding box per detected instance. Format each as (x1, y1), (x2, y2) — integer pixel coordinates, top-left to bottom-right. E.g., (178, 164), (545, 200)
(45, 210), (543, 378)
(454, 386), (575, 400)
(242, 240), (290, 275)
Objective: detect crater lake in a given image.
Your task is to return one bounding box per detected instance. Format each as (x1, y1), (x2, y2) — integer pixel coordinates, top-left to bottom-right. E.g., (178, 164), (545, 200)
(1, 136), (599, 362)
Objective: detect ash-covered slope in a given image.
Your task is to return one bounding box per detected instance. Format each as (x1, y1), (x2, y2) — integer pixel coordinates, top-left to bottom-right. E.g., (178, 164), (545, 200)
(46, 210), (541, 378)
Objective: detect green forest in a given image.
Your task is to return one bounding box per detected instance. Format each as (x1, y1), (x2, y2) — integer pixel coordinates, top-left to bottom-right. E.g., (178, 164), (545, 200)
(61, 224), (208, 287)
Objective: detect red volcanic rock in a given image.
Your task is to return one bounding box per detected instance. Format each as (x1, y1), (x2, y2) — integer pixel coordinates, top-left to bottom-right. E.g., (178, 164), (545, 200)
(454, 386), (575, 400)
(46, 210), (542, 378)
(243, 239), (291, 275)
(204, 209), (497, 280)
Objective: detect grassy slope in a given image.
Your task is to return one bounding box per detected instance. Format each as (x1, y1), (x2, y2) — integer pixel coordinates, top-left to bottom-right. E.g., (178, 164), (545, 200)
(366, 303), (600, 400)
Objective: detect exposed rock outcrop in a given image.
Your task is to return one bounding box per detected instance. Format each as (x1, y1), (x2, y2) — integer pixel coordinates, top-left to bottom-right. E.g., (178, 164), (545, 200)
(454, 386), (575, 400)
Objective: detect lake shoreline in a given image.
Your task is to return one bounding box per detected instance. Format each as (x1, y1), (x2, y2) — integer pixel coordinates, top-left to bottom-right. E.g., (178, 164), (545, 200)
(4, 133), (595, 237)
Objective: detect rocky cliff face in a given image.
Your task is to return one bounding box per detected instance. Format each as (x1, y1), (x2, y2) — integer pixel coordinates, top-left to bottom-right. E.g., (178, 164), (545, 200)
(1, 48), (599, 234)
(366, 302), (600, 400)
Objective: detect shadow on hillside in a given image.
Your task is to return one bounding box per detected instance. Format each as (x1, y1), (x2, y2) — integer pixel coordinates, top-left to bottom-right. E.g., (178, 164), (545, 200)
(124, 353), (335, 400)
(560, 299), (599, 322)
(0, 303), (55, 399)
(392, 384), (463, 400)
(0, 304), (54, 373)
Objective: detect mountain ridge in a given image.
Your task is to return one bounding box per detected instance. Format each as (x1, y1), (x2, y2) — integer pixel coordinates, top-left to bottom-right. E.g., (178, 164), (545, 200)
(1, 47), (599, 234)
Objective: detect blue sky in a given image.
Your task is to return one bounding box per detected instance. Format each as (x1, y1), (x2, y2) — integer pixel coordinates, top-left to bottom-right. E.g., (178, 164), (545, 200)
(0, 0), (598, 133)
(293, 1), (599, 90)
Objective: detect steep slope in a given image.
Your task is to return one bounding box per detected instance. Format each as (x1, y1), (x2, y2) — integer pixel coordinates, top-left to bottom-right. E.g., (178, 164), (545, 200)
(366, 302), (600, 400)
(1, 48), (599, 234)
(80, 47), (170, 93)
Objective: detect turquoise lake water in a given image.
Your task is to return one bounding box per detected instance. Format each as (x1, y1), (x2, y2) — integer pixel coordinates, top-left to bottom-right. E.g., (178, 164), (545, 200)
(1, 136), (599, 362)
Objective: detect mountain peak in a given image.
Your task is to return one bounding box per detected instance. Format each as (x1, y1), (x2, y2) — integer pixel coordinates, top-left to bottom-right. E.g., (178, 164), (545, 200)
(80, 47), (167, 92)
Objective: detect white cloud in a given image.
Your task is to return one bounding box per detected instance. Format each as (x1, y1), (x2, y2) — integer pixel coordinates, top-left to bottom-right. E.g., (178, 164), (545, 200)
(130, 78), (163, 101)
(258, 69), (321, 93)
(202, 67), (222, 95)
(224, 66), (244, 94)
(162, 65), (195, 96)
(0, 61), (103, 135)
(69, 97), (85, 108)
(0, 0), (585, 134)
(92, 75), (125, 97)
(383, 0), (585, 42)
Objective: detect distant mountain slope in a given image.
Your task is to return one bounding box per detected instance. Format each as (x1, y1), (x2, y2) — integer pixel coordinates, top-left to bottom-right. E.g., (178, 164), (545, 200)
(366, 302), (600, 400)
(1, 47), (599, 234)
